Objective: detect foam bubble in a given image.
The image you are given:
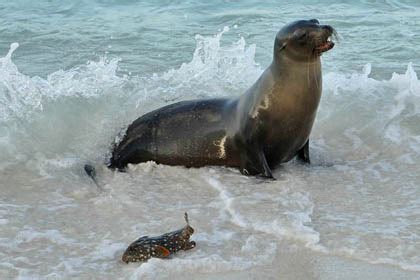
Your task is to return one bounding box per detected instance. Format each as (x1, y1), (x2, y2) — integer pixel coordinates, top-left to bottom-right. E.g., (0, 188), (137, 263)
(204, 175), (320, 247)
(1, 26), (420, 277)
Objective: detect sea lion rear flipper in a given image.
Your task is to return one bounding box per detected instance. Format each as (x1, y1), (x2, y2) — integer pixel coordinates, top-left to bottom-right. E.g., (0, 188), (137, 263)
(84, 164), (103, 190)
(297, 140), (310, 164)
(153, 245), (171, 258)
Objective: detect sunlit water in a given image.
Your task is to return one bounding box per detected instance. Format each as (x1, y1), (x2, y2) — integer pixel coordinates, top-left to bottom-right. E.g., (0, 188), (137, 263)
(1, 0), (420, 278)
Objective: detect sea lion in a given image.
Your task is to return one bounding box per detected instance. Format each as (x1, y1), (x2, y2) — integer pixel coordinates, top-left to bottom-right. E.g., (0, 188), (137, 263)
(122, 213), (196, 263)
(109, 19), (336, 178)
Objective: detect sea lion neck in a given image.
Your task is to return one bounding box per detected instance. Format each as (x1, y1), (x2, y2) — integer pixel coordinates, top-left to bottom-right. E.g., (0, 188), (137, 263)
(271, 54), (321, 78)
(273, 51), (321, 69)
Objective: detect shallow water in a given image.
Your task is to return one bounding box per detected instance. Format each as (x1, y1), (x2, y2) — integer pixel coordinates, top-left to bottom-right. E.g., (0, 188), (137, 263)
(1, 0), (420, 278)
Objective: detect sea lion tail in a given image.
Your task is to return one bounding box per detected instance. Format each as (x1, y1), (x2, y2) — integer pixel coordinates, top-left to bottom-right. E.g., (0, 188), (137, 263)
(84, 164), (102, 190)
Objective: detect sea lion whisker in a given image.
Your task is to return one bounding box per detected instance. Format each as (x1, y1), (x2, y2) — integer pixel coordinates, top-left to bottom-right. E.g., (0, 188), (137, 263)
(331, 28), (339, 43)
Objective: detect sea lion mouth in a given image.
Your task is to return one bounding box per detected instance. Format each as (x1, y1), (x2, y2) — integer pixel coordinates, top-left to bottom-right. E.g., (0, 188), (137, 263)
(314, 37), (334, 54)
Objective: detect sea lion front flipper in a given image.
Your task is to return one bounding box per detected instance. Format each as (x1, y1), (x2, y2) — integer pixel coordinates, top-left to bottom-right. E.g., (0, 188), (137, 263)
(256, 149), (274, 178)
(153, 245), (171, 258)
(240, 145), (274, 179)
(297, 140), (310, 164)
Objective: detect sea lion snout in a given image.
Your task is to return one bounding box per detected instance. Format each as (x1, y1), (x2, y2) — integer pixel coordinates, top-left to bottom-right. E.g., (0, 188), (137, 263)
(313, 25), (336, 54)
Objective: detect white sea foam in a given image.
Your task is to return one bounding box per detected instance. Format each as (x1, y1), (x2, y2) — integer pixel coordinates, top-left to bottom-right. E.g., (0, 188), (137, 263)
(129, 234), (277, 280)
(15, 227), (76, 245)
(204, 175), (321, 247)
(0, 25), (420, 278)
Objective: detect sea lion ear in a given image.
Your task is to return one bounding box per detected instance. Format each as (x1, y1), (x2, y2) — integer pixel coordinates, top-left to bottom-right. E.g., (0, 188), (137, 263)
(153, 245), (171, 258)
(279, 42), (287, 51)
(274, 37), (287, 52)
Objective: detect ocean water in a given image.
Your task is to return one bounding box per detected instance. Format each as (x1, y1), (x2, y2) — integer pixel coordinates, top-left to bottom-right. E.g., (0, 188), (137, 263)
(1, 0), (420, 279)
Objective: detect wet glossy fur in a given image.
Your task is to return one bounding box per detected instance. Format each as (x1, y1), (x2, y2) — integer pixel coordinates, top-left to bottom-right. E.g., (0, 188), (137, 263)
(110, 19), (335, 178)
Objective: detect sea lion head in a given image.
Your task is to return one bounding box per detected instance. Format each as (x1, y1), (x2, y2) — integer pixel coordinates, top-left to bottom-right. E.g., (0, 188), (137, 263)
(274, 19), (336, 62)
